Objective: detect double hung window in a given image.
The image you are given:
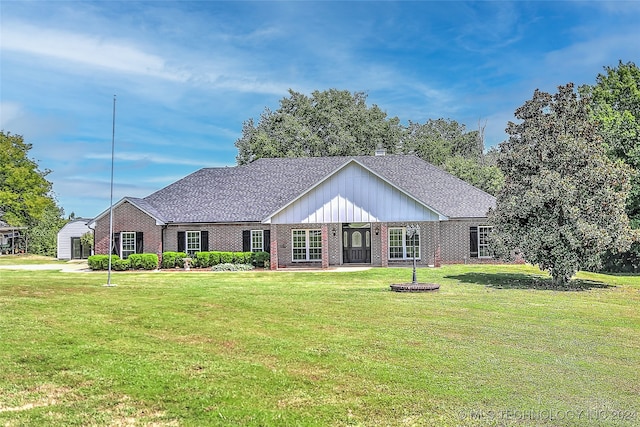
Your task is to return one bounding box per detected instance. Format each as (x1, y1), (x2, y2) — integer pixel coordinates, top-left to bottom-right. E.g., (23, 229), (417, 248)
(121, 232), (136, 259)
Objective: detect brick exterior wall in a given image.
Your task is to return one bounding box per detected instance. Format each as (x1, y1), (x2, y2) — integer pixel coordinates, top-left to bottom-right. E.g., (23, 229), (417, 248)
(164, 223), (271, 252)
(439, 219), (493, 264)
(94, 201), (162, 257)
(96, 205), (493, 268)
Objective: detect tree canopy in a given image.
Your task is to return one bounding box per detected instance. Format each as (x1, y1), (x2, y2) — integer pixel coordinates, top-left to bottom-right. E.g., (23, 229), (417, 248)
(235, 89), (404, 164)
(579, 61), (640, 272)
(489, 84), (634, 286)
(0, 131), (56, 226)
(1, 131), (65, 255)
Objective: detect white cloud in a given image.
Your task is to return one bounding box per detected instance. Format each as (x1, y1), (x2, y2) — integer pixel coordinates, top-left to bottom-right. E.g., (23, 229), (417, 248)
(85, 151), (211, 167)
(1, 22), (189, 82)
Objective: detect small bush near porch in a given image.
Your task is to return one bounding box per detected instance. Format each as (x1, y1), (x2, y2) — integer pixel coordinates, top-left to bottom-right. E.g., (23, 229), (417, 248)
(0, 265), (638, 426)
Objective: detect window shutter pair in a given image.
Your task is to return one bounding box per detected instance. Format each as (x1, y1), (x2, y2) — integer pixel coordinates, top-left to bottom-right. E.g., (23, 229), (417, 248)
(242, 230), (271, 252)
(176, 231), (208, 252)
(469, 226), (478, 258)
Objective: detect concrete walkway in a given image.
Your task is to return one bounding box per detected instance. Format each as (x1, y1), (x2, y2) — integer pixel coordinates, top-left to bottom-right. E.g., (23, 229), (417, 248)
(0, 260), (91, 273)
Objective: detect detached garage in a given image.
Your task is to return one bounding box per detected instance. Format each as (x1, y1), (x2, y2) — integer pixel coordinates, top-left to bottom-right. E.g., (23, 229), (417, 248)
(57, 219), (92, 260)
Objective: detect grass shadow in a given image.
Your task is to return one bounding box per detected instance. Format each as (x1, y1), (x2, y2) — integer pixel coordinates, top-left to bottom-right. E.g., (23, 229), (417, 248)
(445, 272), (614, 291)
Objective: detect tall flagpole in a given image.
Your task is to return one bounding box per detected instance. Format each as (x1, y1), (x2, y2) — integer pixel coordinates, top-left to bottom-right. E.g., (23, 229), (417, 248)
(105, 95), (117, 287)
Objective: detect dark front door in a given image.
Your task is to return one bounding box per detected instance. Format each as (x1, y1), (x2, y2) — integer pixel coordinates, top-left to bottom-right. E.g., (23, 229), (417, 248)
(342, 224), (371, 264)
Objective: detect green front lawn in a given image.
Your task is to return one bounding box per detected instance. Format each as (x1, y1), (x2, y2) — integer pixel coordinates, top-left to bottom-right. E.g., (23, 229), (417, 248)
(0, 265), (638, 426)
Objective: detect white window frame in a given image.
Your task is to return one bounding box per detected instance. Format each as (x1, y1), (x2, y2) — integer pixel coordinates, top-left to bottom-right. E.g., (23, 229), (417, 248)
(186, 230), (201, 255)
(388, 227), (420, 260)
(251, 230), (264, 252)
(291, 229), (322, 262)
(478, 226), (492, 258)
(121, 231), (136, 259)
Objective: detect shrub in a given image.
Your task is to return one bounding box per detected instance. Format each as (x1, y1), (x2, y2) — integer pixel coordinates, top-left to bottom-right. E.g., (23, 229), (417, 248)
(209, 251), (221, 266)
(112, 258), (130, 271)
(231, 252), (244, 264)
(128, 253), (159, 270)
(219, 252), (234, 264)
(161, 251), (187, 269)
(88, 255), (109, 270)
(253, 251), (270, 268)
(88, 255), (128, 270)
(193, 252), (210, 268)
(175, 252), (188, 268)
(211, 263), (254, 272)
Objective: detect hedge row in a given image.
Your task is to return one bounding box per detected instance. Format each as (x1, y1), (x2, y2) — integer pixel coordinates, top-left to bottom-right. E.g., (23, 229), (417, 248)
(88, 251), (270, 271)
(88, 255), (130, 271)
(88, 254), (159, 270)
(161, 251), (270, 269)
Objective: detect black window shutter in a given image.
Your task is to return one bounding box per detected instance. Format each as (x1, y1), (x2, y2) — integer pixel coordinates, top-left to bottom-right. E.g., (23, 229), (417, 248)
(242, 230), (251, 252)
(201, 231), (209, 251)
(470, 226), (478, 258)
(136, 232), (144, 254)
(263, 230), (270, 253)
(177, 231), (185, 253)
(112, 233), (120, 256)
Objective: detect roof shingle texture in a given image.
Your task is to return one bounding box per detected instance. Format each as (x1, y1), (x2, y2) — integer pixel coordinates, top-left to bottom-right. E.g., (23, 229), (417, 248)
(141, 155), (496, 223)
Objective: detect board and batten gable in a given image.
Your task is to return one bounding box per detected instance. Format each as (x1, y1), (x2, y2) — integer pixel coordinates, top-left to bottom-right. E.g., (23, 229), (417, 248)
(267, 161), (443, 224)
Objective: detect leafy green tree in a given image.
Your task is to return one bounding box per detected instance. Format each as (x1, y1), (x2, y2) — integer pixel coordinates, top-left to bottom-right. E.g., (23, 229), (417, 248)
(0, 131), (56, 226)
(1, 131), (65, 255)
(402, 118), (483, 165)
(490, 84), (634, 286)
(235, 89), (403, 164)
(27, 204), (66, 257)
(443, 156), (504, 196)
(580, 61), (640, 271)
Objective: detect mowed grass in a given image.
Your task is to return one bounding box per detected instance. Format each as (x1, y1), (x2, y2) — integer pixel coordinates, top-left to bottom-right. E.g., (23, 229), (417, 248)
(0, 264), (638, 426)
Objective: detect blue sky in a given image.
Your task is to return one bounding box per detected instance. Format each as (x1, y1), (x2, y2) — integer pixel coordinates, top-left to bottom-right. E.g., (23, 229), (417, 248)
(1, 1), (639, 219)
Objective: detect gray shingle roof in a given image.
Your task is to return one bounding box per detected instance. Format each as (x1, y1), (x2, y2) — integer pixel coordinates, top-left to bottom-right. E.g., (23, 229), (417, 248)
(140, 155), (495, 223)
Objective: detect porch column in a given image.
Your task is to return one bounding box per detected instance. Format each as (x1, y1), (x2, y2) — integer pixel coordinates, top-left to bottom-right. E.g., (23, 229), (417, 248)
(270, 225), (279, 270)
(380, 223), (388, 267)
(321, 224), (329, 269)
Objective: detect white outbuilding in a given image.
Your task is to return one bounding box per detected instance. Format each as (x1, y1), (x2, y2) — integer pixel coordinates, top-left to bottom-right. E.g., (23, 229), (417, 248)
(57, 218), (92, 260)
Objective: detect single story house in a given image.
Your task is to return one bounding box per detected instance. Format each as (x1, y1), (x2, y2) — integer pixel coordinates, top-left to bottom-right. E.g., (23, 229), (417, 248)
(57, 218), (93, 259)
(91, 154), (496, 269)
